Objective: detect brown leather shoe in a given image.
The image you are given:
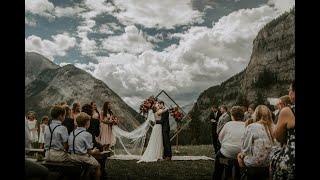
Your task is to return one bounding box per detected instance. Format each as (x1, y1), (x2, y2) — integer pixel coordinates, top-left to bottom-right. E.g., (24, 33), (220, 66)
(165, 157), (171, 161)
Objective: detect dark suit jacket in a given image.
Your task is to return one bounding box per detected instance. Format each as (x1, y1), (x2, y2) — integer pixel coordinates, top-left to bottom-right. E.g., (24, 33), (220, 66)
(160, 110), (170, 132)
(209, 111), (222, 133)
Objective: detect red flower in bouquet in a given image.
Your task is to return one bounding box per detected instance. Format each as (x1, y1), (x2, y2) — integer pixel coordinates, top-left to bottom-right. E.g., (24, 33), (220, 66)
(169, 107), (184, 122)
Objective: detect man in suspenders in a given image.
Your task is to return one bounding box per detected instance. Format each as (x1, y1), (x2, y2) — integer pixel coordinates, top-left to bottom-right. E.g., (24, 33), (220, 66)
(68, 112), (101, 180)
(44, 105), (70, 162)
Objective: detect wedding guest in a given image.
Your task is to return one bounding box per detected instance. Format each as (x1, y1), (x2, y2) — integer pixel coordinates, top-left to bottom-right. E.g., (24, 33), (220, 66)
(91, 102), (100, 120)
(270, 80), (295, 179)
(82, 104), (102, 150)
(27, 111), (39, 148)
(72, 102), (81, 127)
(213, 106), (246, 180)
(62, 105), (75, 134)
(216, 105), (231, 135)
(244, 104), (255, 121)
(208, 105), (221, 154)
(44, 105), (69, 162)
(69, 112), (101, 180)
(274, 95), (291, 124)
(38, 116), (49, 149)
(25, 115), (49, 179)
(237, 105), (275, 180)
(99, 102), (116, 151)
(25, 117), (32, 149)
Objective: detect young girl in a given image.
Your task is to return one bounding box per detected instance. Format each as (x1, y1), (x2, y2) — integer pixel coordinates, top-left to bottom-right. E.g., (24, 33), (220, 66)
(27, 111), (39, 148)
(99, 102), (118, 151)
(38, 116), (49, 149)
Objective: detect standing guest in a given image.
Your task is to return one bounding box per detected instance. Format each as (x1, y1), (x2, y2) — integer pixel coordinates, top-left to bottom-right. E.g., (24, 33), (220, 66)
(68, 112), (101, 180)
(82, 104), (102, 150)
(44, 105), (69, 162)
(27, 111), (39, 148)
(38, 116), (49, 149)
(99, 102), (116, 151)
(216, 105), (231, 135)
(244, 104), (255, 121)
(91, 102), (100, 120)
(25, 117), (32, 149)
(237, 105), (275, 180)
(208, 105), (221, 154)
(72, 102), (81, 127)
(270, 80), (295, 180)
(274, 95), (292, 124)
(62, 105), (75, 134)
(213, 106), (246, 180)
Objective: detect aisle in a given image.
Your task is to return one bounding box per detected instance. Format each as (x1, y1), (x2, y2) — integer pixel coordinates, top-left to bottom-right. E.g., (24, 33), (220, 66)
(109, 155), (214, 161)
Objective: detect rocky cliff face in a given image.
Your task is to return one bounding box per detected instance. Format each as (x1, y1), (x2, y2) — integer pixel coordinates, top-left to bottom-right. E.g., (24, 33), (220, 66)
(180, 8), (295, 145)
(25, 52), (144, 130)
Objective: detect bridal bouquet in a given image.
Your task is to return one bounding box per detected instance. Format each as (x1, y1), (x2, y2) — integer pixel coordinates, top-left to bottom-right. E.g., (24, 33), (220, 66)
(140, 96), (157, 114)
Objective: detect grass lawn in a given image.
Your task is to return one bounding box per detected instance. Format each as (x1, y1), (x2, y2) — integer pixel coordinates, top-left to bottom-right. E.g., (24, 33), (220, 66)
(106, 145), (215, 180)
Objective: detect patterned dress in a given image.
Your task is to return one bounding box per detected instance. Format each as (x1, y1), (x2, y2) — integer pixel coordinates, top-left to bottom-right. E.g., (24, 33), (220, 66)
(270, 107), (295, 179)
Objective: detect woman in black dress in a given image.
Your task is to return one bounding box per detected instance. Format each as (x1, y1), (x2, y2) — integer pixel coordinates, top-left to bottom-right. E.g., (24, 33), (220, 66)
(62, 105), (75, 134)
(81, 103), (103, 150)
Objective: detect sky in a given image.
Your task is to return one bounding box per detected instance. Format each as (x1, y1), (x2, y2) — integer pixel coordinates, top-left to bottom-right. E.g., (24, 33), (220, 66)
(25, 0), (295, 111)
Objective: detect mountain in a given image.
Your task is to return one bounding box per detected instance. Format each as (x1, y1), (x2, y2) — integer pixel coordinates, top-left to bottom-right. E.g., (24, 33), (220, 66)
(25, 52), (144, 130)
(25, 52), (59, 85)
(179, 8), (295, 145)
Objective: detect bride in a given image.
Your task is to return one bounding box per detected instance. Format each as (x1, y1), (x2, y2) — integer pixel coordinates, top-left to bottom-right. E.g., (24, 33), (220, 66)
(137, 102), (163, 163)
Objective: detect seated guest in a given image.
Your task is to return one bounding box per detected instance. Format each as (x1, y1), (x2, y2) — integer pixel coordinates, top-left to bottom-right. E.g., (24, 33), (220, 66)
(270, 80), (295, 180)
(237, 105), (275, 180)
(62, 105), (75, 134)
(213, 106), (246, 180)
(44, 105), (70, 162)
(69, 112), (101, 180)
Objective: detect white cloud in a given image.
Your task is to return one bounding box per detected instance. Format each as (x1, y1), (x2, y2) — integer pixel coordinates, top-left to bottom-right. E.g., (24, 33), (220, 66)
(25, 0), (55, 18)
(268, 0), (295, 13)
(25, 17), (37, 27)
(76, 5), (279, 110)
(25, 33), (76, 61)
(102, 25), (153, 54)
(110, 0), (204, 29)
(54, 6), (86, 17)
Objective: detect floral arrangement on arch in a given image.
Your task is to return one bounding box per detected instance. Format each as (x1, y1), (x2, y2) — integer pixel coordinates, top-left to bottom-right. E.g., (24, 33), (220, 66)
(169, 107), (184, 122)
(139, 96), (157, 115)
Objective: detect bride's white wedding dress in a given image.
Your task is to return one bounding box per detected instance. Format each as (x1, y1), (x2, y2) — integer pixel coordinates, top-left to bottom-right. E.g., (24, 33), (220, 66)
(137, 109), (163, 163)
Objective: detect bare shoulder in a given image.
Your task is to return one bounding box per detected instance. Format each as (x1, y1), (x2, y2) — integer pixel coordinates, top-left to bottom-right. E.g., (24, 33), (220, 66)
(279, 107), (295, 128)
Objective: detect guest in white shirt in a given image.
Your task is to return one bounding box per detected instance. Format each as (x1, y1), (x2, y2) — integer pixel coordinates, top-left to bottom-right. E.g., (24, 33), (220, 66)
(213, 106), (246, 180)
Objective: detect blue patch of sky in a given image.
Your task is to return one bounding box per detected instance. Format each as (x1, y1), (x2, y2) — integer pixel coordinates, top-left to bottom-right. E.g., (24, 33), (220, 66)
(25, 13), (81, 39)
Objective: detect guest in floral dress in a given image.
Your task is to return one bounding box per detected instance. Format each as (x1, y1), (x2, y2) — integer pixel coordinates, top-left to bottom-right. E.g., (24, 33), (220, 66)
(237, 105), (275, 180)
(270, 80), (295, 180)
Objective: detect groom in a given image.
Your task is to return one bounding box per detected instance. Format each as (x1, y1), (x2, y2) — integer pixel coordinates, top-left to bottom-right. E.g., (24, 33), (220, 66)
(158, 101), (172, 160)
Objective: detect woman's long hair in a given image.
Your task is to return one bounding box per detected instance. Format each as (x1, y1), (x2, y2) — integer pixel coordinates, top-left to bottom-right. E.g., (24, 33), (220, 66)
(254, 105), (274, 144)
(102, 101), (113, 116)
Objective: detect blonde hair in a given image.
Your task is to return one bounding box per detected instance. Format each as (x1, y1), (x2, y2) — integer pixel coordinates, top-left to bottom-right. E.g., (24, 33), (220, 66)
(279, 95), (291, 106)
(254, 105), (274, 143)
(76, 112), (91, 127)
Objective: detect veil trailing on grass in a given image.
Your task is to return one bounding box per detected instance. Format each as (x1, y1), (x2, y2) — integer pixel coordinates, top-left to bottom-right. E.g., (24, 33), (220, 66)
(111, 110), (155, 157)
